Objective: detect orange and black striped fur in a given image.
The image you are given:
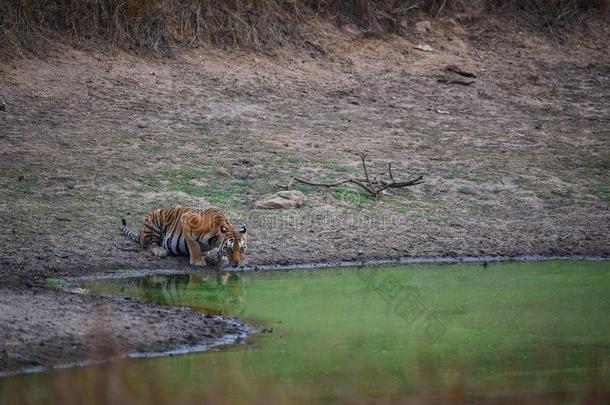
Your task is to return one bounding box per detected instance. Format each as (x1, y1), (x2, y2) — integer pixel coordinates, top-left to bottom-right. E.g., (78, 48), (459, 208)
(120, 206), (247, 267)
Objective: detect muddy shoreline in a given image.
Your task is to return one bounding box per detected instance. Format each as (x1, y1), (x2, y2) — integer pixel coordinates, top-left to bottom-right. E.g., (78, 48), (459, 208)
(62, 254), (610, 282)
(0, 283), (251, 375)
(0, 315), (250, 379)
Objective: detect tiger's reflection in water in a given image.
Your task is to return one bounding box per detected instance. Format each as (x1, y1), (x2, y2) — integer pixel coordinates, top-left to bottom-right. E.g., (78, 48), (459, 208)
(124, 272), (246, 316)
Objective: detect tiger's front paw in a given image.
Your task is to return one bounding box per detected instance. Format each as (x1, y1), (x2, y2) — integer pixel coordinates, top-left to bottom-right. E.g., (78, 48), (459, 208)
(190, 258), (205, 266)
(204, 253), (226, 267)
(151, 247), (168, 258)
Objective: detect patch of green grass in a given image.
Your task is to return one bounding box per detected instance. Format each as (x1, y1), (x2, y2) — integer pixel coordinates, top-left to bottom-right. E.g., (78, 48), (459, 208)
(423, 197), (443, 205)
(458, 186), (474, 195)
(319, 163), (352, 173)
(290, 183), (312, 195)
(15, 175), (39, 193)
(166, 166), (252, 208)
(391, 141), (407, 150)
(518, 180), (537, 192)
(139, 143), (162, 153)
(79, 166), (97, 175)
(135, 174), (160, 190)
(282, 155), (310, 166)
(466, 201), (495, 214)
(171, 183), (207, 198)
(45, 277), (62, 289)
(327, 184), (375, 205)
(171, 183), (232, 204)
(380, 192), (442, 216)
(581, 156), (610, 174)
(319, 172), (341, 181)
(593, 185), (609, 203)
(161, 168), (209, 180)
(394, 206), (410, 214)
(443, 167), (466, 180)
(402, 121), (420, 131)
(595, 158), (610, 171)
(197, 123), (210, 135)
(522, 132), (538, 143)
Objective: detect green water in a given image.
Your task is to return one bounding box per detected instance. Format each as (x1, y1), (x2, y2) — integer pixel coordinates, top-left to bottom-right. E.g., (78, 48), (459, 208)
(1, 261), (609, 404)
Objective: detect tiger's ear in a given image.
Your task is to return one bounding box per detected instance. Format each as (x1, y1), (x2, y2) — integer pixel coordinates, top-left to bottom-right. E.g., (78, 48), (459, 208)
(238, 225), (247, 234)
(220, 225), (228, 234)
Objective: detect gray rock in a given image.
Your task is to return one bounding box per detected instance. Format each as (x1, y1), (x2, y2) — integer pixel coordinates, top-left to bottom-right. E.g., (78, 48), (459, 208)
(446, 64), (477, 78)
(415, 21), (432, 33)
(217, 168), (232, 177)
(255, 190), (305, 209)
(342, 24), (360, 36)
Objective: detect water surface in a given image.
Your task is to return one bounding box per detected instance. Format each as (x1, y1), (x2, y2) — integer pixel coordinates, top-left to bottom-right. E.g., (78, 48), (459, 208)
(1, 260), (609, 403)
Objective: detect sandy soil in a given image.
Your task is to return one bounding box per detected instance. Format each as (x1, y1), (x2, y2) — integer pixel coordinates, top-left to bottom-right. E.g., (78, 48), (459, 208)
(0, 15), (608, 372)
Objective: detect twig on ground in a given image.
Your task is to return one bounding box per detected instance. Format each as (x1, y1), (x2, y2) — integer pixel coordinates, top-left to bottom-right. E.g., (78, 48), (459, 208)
(292, 154), (423, 197)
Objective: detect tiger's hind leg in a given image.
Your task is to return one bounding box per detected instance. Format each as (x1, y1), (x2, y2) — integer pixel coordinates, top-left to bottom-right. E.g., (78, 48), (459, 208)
(140, 209), (169, 259)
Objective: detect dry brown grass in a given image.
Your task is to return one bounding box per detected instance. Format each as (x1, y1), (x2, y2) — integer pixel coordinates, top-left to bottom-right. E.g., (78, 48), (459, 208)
(0, 1), (482, 58)
(487, 0), (609, 25)
(0, 0), (306, 56)
(0, 0), (606, 58)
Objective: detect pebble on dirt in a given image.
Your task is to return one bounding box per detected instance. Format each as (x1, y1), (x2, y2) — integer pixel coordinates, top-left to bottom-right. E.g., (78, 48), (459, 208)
(446, 64), (477, 78)
(218, 168), (232, 177)
(415, 21), (432, 33)
(255, 190), (305, 209)
(414, 44), (434, 52)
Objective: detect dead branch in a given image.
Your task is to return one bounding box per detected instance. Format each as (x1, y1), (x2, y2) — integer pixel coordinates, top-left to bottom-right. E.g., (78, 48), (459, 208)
(292, 155), (423, 197)
(388, 162), (395, 182)
(358, 153), (376, 194)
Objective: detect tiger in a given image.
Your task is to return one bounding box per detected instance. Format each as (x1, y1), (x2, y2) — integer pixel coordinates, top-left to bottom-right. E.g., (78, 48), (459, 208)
(120, 206), (247, 267)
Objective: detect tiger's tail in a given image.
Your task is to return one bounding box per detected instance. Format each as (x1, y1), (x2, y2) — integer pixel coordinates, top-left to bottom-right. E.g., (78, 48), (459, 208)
(120, 218), (141, 243)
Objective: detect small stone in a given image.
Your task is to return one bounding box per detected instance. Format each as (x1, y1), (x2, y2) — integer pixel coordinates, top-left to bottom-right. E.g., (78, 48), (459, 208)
(323, 193), (337, 205)
(415, 21), (432, 33)
(218, 168), (232, 177)
(446, 64), (477, 78)
(437, 76), (475, 86)
(255, 190), (305, 209)
(414, 44), (434, 52)
(342, 24), (360, 36)
(137, 122), (148, 129)
(236, 158), (255, 166)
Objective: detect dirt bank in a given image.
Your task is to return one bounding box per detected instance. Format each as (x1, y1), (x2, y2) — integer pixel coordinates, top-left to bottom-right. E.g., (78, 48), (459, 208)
(0, 286), (247, 374)
(0, 15), (608, 373)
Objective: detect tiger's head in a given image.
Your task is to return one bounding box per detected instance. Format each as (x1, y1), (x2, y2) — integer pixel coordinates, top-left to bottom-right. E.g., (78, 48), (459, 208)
(218, 224), (247, 268)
